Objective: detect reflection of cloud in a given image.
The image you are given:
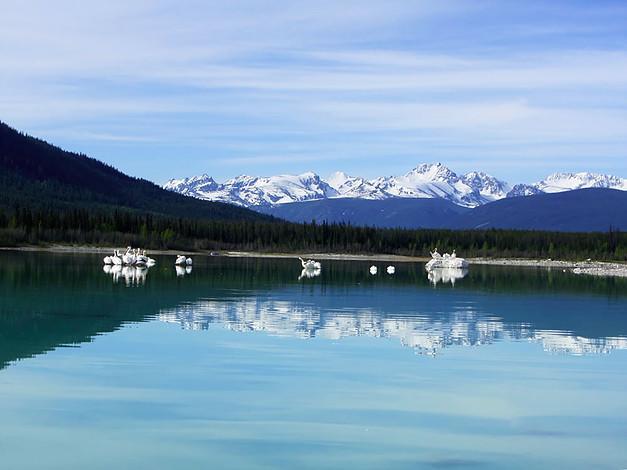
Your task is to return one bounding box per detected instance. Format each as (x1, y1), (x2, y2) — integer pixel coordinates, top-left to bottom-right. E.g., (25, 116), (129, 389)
(157, 298), (627, 356)
(3, 2), (627, 182)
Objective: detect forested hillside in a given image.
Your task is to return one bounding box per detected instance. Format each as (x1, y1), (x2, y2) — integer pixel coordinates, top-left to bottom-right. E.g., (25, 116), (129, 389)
(0, 121), (267, 221)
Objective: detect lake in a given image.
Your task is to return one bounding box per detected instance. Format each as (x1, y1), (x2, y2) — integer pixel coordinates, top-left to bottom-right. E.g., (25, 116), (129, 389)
(0, 251), (626, 469)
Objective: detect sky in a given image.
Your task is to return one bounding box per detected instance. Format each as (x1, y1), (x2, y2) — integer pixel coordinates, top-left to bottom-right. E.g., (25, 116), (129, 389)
(1, 0), (626, 185)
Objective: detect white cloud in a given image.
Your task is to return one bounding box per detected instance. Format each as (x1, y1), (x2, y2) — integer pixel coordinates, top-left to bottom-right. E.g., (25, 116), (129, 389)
(0, 0), (625, 182)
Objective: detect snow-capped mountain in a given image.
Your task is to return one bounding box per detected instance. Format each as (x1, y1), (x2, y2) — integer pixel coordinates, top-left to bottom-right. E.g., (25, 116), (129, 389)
(164, 171), (338, 208)
(505, 172), (627, 198)
(535, 172), (627, 193)
(164, 165), (626, 209)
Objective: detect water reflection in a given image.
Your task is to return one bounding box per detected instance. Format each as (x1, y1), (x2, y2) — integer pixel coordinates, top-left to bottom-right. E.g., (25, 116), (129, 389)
(175, 265), (193, 277)
(1, 251), (627, 371)
(159, 295), (627, 357)
(104, 264), (150, 286)
(298, 266), (321, 280)
(427, 267), (468, 286)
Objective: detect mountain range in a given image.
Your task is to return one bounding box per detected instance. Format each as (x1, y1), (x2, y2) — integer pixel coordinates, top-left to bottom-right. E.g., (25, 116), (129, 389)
(164, 164), (627, 231)
(1, 119), (625, 233)
(164, 163), (627, 209)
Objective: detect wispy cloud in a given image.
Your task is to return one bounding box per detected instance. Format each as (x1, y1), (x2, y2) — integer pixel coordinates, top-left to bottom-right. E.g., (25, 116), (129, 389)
(0, 0), (625, 183)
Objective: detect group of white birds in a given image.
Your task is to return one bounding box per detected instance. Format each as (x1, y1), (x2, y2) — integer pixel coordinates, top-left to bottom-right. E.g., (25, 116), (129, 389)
(175, 255), (193, 266)
(102, 247), (194, 269)
(299, 256), (398, 278)
(425, 249), (469, 271)
(298, 257), (322, 280)
(103, 247), (156, 267)
(369, 265), (396, 275)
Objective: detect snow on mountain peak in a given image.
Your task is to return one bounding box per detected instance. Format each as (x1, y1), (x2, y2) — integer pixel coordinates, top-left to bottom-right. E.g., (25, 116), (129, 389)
(407, 162), (457, 182)
(164, 165), (626, 209)
(538, 172), (627, 193)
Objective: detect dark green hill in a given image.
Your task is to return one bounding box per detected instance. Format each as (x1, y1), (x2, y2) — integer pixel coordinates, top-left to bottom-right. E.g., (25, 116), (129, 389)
(0, 121), (267, 221)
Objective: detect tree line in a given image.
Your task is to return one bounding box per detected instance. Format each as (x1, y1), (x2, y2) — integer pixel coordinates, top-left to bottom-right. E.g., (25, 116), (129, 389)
(0, 204), (625, 261)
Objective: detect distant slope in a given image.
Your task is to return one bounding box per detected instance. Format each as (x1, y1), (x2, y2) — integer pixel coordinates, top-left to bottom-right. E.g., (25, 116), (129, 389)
(454, 188), (627, 232)
(256, 189), (627, 232)
(257, 197), (470, 228)
(0, 121), (267, 221)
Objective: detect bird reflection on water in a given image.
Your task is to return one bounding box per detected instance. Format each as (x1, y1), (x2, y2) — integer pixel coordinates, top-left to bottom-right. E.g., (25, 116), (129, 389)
(427, 267), (468, 286)
(103, 264), (150, 286)
(176, 265), (193, 277)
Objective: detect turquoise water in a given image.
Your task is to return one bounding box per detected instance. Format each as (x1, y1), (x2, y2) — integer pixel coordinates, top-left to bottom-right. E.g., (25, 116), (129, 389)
(0, 251), (626, 469)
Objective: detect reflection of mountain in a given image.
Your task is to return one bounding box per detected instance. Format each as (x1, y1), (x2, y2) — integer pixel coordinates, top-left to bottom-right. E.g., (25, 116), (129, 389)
(158, 294), (627, 356)
(1, 251), (626, 371)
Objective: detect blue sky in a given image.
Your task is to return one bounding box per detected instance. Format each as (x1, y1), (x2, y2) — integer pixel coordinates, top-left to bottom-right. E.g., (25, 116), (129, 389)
(1, 0), (626, 184)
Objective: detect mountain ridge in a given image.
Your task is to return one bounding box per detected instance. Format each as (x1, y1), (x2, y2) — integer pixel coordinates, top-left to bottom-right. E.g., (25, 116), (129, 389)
(259, 188), (627, 232)
(165, 164), (626, 209)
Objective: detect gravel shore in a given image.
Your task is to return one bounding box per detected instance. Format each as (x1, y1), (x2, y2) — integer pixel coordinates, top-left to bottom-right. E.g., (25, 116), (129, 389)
(469, 257), (627, 278)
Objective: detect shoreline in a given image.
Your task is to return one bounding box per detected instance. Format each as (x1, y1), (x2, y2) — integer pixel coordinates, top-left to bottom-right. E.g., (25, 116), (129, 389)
(1, 245), (626, 277)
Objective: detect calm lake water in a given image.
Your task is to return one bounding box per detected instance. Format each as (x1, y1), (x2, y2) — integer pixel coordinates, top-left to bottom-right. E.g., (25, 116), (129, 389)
(1, 251), (626, 469)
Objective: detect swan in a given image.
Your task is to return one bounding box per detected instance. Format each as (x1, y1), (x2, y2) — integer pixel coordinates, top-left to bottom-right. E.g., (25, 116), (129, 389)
(369, 265), (378, 275)
(111, 250), (123, 265)
(426, 248), (469, 271)
(103, 254), (112, 265)
(135, 249), (149, 264)
(386, 265), (395, 274)
(299, 257), (321, 270)
(146, 257), (156, 267)
(122, 247), (135, 265)
(185, 257), (193, 266)
(175, 255), (187, 266)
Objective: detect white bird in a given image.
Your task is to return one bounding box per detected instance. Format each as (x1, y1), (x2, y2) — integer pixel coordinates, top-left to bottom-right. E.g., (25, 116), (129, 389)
(386, 265), (395, 274)
(103, 254), (112, 265)
(175, 255), (187, 266)
(299, 257), (321, 270)
(122, 247), (135, 265)
(185, 257), (193, 266)
(135, 249), (149, 264)
(111, 250), (123, 265)
(369, 265), (378, 275)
